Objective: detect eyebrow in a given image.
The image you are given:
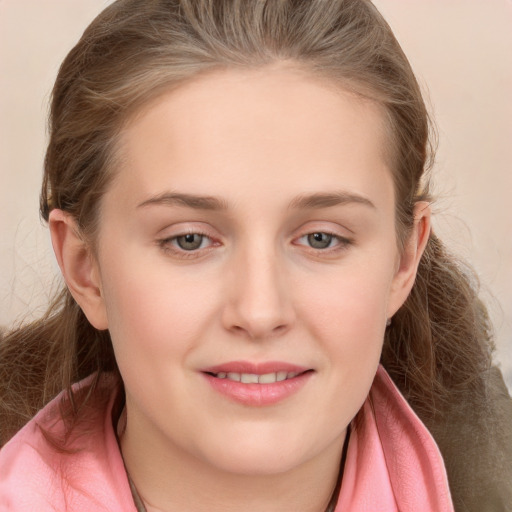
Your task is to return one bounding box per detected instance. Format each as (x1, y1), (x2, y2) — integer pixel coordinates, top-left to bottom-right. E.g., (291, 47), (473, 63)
(288, 191), (376, 210)
(137, 190), (375, 212)
(137, 192), (228, 211)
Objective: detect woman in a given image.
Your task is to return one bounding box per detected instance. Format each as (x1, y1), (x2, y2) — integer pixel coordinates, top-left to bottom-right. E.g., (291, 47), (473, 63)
(1, 1), (511, 510)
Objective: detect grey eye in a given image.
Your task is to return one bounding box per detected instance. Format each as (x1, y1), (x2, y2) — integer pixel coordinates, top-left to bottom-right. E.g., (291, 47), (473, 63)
(176, 233), (204, 250)
(307, 232), (333, 249)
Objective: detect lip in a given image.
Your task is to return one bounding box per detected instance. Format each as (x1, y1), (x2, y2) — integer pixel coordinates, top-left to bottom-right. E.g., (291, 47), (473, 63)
(202, 361), (309, 375)
(201, 360), (313, 406)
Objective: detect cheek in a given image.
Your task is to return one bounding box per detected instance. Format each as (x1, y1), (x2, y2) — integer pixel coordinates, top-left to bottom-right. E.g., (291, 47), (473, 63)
(98, 252), (217, 361)
(306, 265), (394, 411)
(299, 258), (395, 360)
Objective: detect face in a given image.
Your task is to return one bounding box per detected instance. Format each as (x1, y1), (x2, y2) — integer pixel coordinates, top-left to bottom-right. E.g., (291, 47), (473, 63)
(87, 67), (417, 476)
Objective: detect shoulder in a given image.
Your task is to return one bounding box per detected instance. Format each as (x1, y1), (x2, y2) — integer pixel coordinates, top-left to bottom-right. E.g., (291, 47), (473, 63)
(429, 366), (512, 512)
(0, 373), (135, 511)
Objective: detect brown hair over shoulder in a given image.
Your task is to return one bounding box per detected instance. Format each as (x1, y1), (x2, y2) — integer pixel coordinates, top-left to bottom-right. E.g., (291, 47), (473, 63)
(1, 0), (507, 506)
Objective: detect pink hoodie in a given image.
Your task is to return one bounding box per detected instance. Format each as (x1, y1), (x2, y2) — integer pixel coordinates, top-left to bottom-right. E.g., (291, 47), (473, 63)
(0, 366), (454, 511)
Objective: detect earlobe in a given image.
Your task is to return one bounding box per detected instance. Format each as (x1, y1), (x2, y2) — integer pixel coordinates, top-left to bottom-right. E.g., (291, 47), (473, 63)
(387, 201), (431, 318)
(49, 209), (108, 330)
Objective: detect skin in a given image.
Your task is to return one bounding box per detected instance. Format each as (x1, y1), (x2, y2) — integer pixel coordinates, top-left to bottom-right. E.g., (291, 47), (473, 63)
(50, 66), (430, 512)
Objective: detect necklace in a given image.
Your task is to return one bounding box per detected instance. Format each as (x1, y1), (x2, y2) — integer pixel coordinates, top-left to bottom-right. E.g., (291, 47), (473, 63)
(128, 474), (148, 512)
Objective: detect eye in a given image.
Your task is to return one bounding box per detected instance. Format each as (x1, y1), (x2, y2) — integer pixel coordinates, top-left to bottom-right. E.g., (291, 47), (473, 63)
(306, 232), (335, 249)
(174, 233), (208, 251)
(158, 231), (217, 257)
(295, 231), (352, 251)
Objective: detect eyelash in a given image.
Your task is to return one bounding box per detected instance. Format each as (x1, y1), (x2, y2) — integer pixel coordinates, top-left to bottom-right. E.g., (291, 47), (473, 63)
(294, 232), (353, 253)
(157, 231), (218, 259)
(157, 230), (353, 259)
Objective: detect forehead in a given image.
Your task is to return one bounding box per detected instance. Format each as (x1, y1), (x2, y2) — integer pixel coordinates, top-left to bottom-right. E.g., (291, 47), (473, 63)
(113, 66), (391, 207)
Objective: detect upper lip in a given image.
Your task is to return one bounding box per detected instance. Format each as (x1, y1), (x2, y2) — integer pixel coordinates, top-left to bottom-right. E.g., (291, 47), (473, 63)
(201, 361), (311, 375)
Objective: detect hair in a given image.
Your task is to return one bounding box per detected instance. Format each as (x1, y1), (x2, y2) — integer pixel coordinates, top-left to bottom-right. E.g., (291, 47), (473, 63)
(0, 0), (494, 461)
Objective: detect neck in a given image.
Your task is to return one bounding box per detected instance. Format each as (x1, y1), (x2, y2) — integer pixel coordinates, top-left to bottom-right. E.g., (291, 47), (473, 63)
(120, 415), (346, 512)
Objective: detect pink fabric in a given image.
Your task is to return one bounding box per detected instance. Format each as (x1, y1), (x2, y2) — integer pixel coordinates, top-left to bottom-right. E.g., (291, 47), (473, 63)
(0, 367), (453, 511)
(0, 375), (136, 511)
(336, 366), (454, 511)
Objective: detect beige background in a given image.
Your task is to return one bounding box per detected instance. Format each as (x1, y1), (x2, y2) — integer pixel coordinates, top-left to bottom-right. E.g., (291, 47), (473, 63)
(1, 1), (511, 388)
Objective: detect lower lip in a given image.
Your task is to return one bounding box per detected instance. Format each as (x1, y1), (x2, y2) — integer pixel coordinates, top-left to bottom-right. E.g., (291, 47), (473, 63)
(202, 372), (313, 406)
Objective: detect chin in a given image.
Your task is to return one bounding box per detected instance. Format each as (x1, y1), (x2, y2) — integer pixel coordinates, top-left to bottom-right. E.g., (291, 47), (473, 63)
(198, 438), (308, 476)
(209, 450), (304, 477)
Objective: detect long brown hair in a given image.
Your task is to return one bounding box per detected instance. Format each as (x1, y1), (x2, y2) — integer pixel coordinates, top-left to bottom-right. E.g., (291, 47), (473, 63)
(0, 0), (494, 457)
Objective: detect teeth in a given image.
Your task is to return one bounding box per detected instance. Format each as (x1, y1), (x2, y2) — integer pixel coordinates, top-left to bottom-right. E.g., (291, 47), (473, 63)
(241, 373), (259, 384)
(276, 371), (288, 382)
(215, 371), (301, 383)
(259, 372), (278, 384)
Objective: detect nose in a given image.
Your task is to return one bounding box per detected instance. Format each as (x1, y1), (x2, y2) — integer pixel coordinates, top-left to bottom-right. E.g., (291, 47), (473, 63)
(221, 245), (295, 340)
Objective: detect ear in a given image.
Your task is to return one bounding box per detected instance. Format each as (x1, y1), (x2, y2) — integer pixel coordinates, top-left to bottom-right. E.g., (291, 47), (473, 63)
(387, 201), (431, 318)
(49, 209), (109, 330)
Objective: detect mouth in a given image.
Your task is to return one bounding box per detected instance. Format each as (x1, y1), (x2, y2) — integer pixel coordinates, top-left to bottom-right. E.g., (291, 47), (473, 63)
(205, 370), (309, 384)
(201, 362), (314, 406)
